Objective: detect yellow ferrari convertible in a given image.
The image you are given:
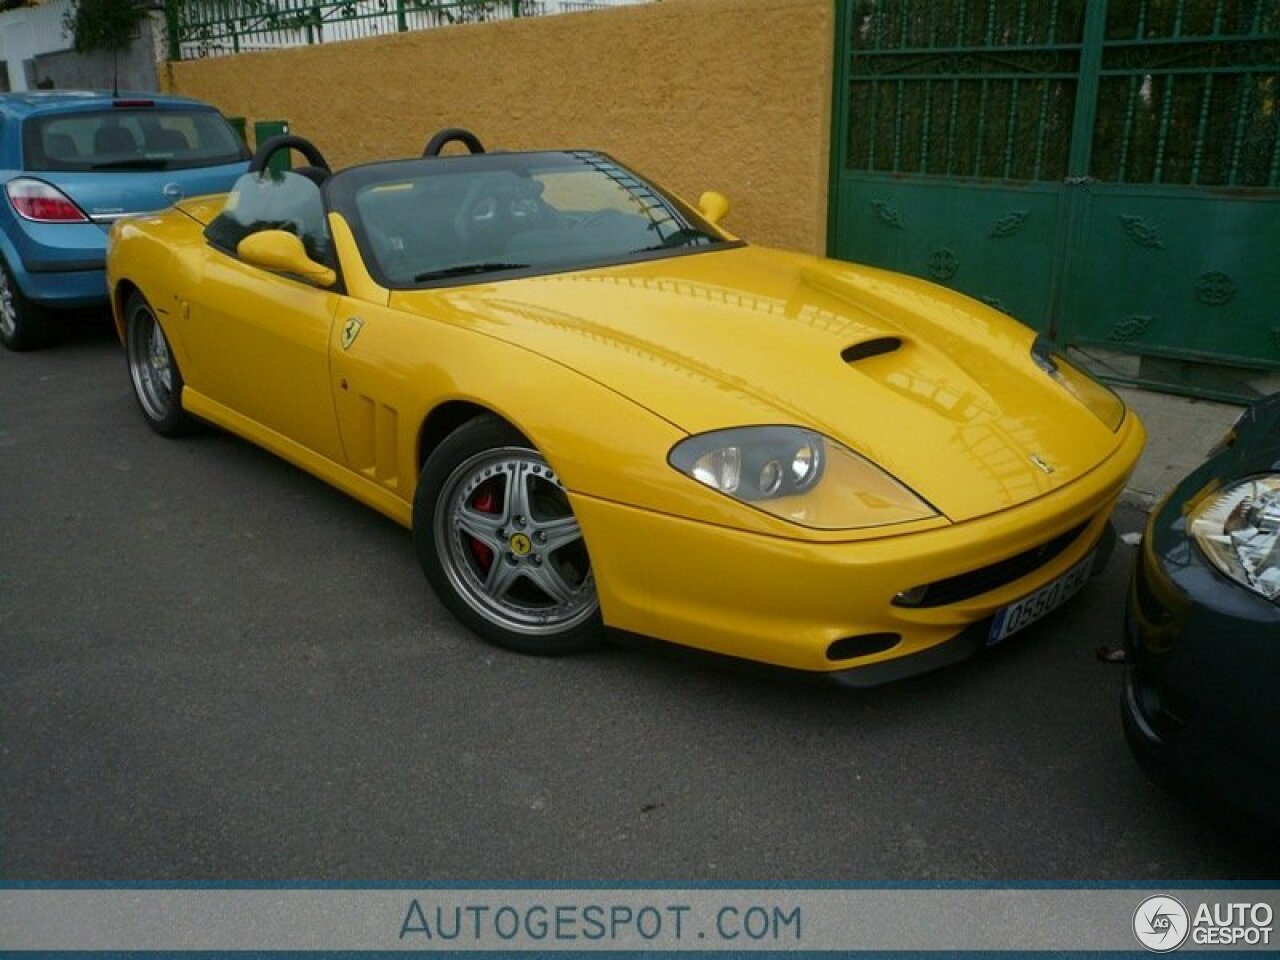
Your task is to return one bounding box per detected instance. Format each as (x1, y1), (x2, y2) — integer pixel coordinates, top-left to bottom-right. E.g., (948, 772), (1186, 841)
(106, 129), (1145, 685)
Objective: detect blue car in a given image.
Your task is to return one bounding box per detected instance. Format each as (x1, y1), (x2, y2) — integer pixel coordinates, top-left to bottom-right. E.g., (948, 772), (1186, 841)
(0, 91), (249, 350)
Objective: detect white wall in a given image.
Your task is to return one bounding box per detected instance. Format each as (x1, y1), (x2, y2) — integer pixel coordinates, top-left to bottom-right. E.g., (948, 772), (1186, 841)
(0, 0), (74, 91)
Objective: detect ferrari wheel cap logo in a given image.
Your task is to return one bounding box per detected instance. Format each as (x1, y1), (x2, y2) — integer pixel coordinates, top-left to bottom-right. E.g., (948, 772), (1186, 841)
(509, 532), (532, 557)
(341, 317), (364, 350)
(1030, 454), (1055, 474)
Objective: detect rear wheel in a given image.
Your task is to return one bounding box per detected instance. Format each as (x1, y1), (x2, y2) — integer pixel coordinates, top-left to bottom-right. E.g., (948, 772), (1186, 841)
(0, 257), (52, 351)
(414, 416), (602, 655)
(125, 290), (195, 436)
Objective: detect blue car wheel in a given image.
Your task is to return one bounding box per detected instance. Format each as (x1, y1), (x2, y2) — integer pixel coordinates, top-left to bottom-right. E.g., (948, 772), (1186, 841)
(0, 256), (52, 351)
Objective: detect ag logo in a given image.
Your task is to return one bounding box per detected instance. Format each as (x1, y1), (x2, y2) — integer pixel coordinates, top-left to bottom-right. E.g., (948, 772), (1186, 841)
(509, 532), (532, 557)
(1133, 895), (1190, 952)
(341, 316), (364, 350)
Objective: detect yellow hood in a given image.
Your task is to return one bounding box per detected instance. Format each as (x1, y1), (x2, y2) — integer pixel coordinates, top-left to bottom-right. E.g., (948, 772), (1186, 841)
(390, 245), (1128, 522)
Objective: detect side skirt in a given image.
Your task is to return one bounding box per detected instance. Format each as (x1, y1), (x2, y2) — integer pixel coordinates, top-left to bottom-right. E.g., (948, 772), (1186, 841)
(180, 387), (414, 529)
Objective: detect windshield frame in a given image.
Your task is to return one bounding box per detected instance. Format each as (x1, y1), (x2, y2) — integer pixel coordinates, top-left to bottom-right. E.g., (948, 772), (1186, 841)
(325, 150), (743, 291)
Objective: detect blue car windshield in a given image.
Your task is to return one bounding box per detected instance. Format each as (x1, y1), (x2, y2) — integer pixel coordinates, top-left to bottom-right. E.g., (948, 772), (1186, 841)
(326, 151), (732, 289)
(23, 108), (248, 172)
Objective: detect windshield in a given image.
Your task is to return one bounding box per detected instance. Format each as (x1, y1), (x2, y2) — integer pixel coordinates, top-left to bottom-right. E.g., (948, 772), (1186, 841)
(23, 108), (249, 172)
(328, 151), (732, 288)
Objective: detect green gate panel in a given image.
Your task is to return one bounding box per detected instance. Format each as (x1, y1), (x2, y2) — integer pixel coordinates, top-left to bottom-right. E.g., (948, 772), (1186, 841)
(829, 0), (1280, 399)
(1062, 186), (1280, 369)
(832, 174), (1064, 331)
(253, 120), (292, 173)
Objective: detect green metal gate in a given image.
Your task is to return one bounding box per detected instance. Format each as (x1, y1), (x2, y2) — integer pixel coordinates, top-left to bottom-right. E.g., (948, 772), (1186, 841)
(829, 0), (1280, 400)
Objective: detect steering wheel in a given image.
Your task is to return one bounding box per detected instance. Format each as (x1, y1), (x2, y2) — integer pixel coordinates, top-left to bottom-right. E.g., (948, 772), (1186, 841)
(248, 134), (332, 175)
(453, 180), (511, 247)
(424, 128), (486, 157)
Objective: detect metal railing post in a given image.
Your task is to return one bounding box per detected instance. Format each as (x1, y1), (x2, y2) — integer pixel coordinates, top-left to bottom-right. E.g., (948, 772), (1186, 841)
(165, 0), (181, 60)
(1066, 0), (1109, 179)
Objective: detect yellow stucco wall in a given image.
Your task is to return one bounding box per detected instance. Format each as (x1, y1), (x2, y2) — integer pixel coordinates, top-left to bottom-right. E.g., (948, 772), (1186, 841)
(165, 0), (834, 254)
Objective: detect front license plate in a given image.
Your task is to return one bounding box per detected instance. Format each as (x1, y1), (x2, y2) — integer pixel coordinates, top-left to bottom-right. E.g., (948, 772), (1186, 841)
(988, 551), (1095, 646)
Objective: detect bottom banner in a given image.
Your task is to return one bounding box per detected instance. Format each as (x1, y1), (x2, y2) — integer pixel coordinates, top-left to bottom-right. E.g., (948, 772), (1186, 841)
(1, 886), (1276, 954)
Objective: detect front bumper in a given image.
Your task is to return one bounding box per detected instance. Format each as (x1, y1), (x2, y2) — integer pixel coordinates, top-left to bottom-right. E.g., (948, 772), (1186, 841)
(1122, 482), (1280, 827)
(575, 414), (1143, 680)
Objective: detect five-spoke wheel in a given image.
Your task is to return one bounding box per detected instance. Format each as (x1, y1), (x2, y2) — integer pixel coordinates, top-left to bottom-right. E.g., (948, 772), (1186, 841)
(125, 291), (194, 436)
(415, 416), (601, 654)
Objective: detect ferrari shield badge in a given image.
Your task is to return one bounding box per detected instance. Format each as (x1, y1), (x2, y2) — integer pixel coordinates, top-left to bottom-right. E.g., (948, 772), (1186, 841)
(341, 317), (365, 350)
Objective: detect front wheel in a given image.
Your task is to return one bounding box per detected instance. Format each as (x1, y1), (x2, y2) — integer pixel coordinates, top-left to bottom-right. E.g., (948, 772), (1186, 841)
(125, 291), (195, 436)
(414, 416), (602, 655)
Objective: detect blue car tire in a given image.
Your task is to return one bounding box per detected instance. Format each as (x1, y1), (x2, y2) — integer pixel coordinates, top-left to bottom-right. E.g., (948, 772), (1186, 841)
(0, 256), (52, 351)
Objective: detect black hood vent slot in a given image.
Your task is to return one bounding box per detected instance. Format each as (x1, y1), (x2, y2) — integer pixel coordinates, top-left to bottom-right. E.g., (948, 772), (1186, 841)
(842, 337), (902, 364)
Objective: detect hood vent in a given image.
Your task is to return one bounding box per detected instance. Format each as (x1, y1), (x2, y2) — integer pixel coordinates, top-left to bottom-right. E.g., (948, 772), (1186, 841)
(841, 337), (902, 365)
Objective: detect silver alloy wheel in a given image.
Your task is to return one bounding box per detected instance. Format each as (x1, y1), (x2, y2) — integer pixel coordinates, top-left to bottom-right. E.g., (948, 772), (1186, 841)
(434, 446), (598, 636)
(127, 300), (174, 422)
(0, 264), (17, 341)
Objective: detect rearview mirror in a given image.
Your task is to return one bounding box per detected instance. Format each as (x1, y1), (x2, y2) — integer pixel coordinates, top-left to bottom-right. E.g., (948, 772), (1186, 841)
(237, 230), (336, 287)
(698, 191), (730, 225)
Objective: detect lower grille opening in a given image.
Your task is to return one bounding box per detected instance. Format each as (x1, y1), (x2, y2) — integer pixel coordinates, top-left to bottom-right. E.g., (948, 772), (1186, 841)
(827, 632), (901, 661)
(894, 520), (1090, 608)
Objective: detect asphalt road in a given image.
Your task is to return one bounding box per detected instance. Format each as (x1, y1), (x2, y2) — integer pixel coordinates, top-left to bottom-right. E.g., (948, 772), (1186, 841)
(2, 317), (1276, 881)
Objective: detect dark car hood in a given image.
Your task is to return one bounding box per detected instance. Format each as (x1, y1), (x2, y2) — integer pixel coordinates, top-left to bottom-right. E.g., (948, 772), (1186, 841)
(1218, 392), (1280, 476)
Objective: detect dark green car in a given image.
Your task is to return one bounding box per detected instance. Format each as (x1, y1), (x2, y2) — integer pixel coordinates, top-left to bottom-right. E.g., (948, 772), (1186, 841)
(1123, 393), (1280, 828)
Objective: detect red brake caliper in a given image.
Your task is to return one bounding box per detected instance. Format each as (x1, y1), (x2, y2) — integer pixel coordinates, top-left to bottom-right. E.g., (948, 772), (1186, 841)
(467, 478), (502, 572)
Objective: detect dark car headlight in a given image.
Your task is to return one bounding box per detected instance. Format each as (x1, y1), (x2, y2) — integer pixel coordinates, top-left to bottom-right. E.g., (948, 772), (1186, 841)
(1189, 474), (1280, 602)
(1031, 335), (1125, 432)
(669, 426), (938, 530)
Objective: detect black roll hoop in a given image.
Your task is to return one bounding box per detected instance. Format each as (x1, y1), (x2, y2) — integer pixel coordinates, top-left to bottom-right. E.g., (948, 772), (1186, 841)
(423, 128), (486, 157)
(248, 134), (333, 174)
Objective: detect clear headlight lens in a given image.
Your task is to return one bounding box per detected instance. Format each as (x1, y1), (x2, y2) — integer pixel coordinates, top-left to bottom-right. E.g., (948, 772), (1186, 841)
(1031, 335), (1125, 432)
(669, 426), (937, 530)
(1189, 475), (1280, 602)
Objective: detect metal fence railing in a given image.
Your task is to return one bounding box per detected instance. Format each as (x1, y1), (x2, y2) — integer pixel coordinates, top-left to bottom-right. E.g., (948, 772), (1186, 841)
(168, 0), (647, 60)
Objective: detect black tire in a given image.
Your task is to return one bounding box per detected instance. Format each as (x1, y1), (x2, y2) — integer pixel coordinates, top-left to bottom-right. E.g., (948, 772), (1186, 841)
(123, 290), (196, 436)
(0, 256), (53, 351)
(413, 415), (603, 655)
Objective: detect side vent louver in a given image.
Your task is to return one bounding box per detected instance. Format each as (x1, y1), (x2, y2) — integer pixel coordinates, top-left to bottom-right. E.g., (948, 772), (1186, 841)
(841, 337), (902, 364)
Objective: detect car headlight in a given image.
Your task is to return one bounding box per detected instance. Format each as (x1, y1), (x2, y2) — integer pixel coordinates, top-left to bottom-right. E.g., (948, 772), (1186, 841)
(1031, 335), (1125, 431)
(1189, 475), (1280, 602)
(669, 426), (937, 530)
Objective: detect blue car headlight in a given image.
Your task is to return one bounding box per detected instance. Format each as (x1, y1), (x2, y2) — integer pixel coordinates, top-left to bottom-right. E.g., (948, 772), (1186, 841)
(669, 426), (937, 530)
(1189, 475), (1280, 602)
